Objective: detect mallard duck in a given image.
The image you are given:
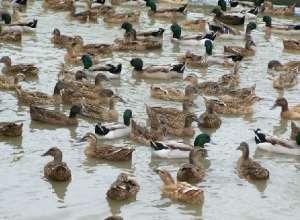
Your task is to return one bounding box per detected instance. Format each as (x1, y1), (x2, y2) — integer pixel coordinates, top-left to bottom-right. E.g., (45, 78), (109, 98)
(94, 109), (132, 139)
(0, 73), (25, 90)
(30, 105), (81, 126)
(272, 70), (297, 90)
(218, 55), (242, 87)
(42, 147), (71, 182)
(69, 1), (97, 22)
(85, 0), (115, 16)
(150, 133), (211, 159)
(51, 28), (81, 48)
(263, 16), (300, 35)
(224, 37), (255, 57)
(262, 1), (295, 16)
(237, 142), (270, 180)
(254, 128), (300, 156)
(150, 84), (196, 102)
(283, 40), (300, 51)
(104, 216), (123, 220)
(291, 121), (300, 141)
(111, 0), (144, 6)
(181, 18), (208, 31)
(80, 132), (134, 161)
(268, 60), (300, 72)
(211, 7), (245, 26)
(170, 23), (216, 46)
(43, 0), (73, 11)
(130, 58), (184, 80)
(103, 11), (140, 24)
(0, 56), (38, 77)
(113, 36), (162, 51)
(198, 103), (221, 129)
(0, 122), (23, 137)
(218, 0), (259, 20)
(74, 36), (112, 56)
(106, 173), (140, 201)
(0, 25), (22, 42)
(1, 14), (37, 33)
(147, 0), (187, 19)
(155, 168), (204, 204)
(177, 149), (205, 183)
(271, 97), (300, 120)
(157, 0), (188, 4)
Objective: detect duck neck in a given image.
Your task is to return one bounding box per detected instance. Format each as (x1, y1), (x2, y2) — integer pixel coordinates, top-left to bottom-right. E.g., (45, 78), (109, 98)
(189, 152), (201, 167)
(53, 152), (63, 163)
(3, 60), (11, 69)
(281, 103), (289, 112)
(87, 139), (97, 150)
(109, 99), (116, 110)
(233, 62), (240, 75)
(242, 148), (249, 160)
(184, 116), (193, 128)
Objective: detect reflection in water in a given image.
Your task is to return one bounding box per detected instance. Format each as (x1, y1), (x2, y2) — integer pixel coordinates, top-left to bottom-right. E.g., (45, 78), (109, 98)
(273, 118), (288, 136)
(107, 197), (136, 216)
(49, 180), (70, 202)
(82, 157), (132, 173)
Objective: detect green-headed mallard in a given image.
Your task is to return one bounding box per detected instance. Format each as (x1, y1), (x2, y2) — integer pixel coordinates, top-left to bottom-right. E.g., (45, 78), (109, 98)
(42, 147), (71, 182)
(263, 16), (300, 35)
(218, 0), (258, 20)
(1, 13), (38, 33)
(271, 97), (300, 120)
(0, 122), (23, 137)
(291, 122), (300, 140)
(262, 1), (295, 16)
(212, 7), (245, 26)
(147, 0), (187, 19)
(0, 56), (38, 77)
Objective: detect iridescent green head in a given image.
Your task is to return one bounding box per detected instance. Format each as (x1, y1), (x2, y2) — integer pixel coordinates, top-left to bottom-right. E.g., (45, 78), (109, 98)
(255, 0), (264, 6)
(2, 13), (11, 24)
(121, 22), (133, 32)
(130, 58), (143, 71)
(246, 22), (257, 32)
(218, 0), (227, 11)
(148, 0), (157, 12)
(170, 23), (181, 39)
(212, 7), (222, 17)
(263, 16), (272, 27)
(194, 133), (211, 147)
(81, 54), (93, 69)
(296, 132), (300, 145)
(123, 109), (133, 126)
(204, 40), (213, 55)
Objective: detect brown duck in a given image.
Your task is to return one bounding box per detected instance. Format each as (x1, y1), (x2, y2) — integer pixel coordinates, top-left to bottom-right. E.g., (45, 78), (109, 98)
(0, 122), (23, 137)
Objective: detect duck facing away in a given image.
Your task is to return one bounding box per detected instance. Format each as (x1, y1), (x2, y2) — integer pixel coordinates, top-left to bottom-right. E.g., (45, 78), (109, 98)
(0, 122), (23, 137)
(42, 147), (71, 182)
(198, 103), (222, 129)
(271, 97), (300, 120)
(237, 142), (269, 180)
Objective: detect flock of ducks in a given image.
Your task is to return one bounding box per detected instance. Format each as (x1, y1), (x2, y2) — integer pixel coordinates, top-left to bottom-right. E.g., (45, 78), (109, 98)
(1, 0), (300, 219)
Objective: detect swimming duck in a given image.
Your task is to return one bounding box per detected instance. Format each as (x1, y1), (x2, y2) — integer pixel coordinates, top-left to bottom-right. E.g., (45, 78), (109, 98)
(155, 168), (204, 204)
(85, 0), (115, 16)
(0, 56), (38, 77)
(263, 16), (300, 35)
(170, 23), (216, 46)
(111, 0), (144, 6)
(218, 0), (258, 20)
(42, 147), (72, 182)
(150, 84), (197, 102)
(268, 60), (300, 72)
(0, 122), (23, 137)
(283, 40), (300, 51)
(181, 18), (208, 31)
(224, 37), (256, 57)
(106, 173), (140, 201)
(43, 0), (73, 11)
(237, 142), (269, 180)
(30, 105), (81, 126)
(80, 132), (134, 161)
(0, 25), (22, 42)
(69, 1), (97, 22)
(177, 149), (205, 183)
(147, 0), (187, 19)
(211, 7), (245, 26)
(130, 58), (184, 80)
(218, 56), (242, 87)
(51, 28), (81, 48)
(150, 133), (211, 159)
(94, 109), (132, 140)
(74, 36), (112, 56)
(272, 70), (297, 90)
(254, 128), (300, 156)
(103, 11), (140, 24)
(291, 121), (300, 141)
(1, 14), (37, 33)
(113, 36), (162, 51)
(198, 103), (222, 129)
(0, 73), (25, 90)
(262, 1), (295, 16)
(271, 97), (300, 120)
(104, 216), (123, 220)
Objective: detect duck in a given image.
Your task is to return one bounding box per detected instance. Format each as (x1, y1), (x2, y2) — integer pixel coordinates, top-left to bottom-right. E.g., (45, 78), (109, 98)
(0, 25), (22, 42)
(224, 37), (256, 57)
(42, 147), (71, 182)
(157, 0), (188, 4)
(211, 7), (245, 26)
(85, 0), (115, 16)
(0, 122), (23, 137)
(198, 103), (222, 129)
(1, 14), (37, 33)
(74, 36), (112, 56)
(103, 11), (140, 24)
(271, 97), (300, 120)
(106, 173), (140, 201)
(69, 1), (97, 22)
(268, 60), (300, 72)
(170, 23), (216, 46)
(113, 36), (162, 51)
(146, 0), (187, 19)
(283, 40), (300, 51)
(51, 28), (81, 48)
(0, 56), (38, 77)
(130, 58), (185, 80)
(263, 16), (300, 35)
(218, 55), (243, 87)
(150, 84), (197, 102)
(155, 168), (204, 204)
(0, 73), (25, 90)
(111, 0), (144, 6)
(80, 132), (134, 161)
(218, 0), (258, 20)
(104, 216), (123, 220)
(43, 0), (73, 11)
(254, 128), (300, 156)
(181, 18), (208, 31)
(272, 70), (297, 90)
(262, 1), (295, 16)
(150, 133), (211, 159)
(237, 142), (270, 180)
(94, 109), (132, 140)
(177, 149), (205, 184)
(30, 105), (81, 126)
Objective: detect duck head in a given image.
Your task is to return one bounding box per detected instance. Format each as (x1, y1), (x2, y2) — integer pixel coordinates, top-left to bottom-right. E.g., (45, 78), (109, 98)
(147, 0), (157, 12)
(255, 0), (264, 7)
(53, 28), (60, 36)
(95, 73), (110, 85)
(194, 133), (211, 147)
(42, 147), (63, 162)
(130, 58), (143, 71)
(121, 22), (133, 33)
(246, 22), (257, 33)
(170, 23), (181, 39)
(204, 40), (213, 55)
(268, 60), (283, 70)
(155, 168), (175, 185)
(218, 0), (227, 11)
(263, 16), (272, 27)
(1, 13), (11, 24)
(69, 105), (81, 118)
(184, 74), (198, 86)
(271, 97), (288, 111)
(81, 54), (93, 69)
(80, 132), (97, 144)
(0, 56), (12, 66)
(211, 7), (222, 17)
(237, 142), (249, 159)
(123, 109), (133, 126)
(75, 70), (88, 81)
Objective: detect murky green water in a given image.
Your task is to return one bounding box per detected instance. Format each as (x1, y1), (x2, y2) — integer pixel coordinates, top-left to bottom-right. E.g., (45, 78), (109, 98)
(1, 1), (300, 220)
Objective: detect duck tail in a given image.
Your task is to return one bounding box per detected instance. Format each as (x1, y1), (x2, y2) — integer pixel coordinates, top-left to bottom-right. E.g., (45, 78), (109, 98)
(28, 19), (38, 28)
(177, 4), (188, 13)
(95, 123), (109, 136)
(254, 129), (267, 144)
(150, 141), (159, 150)
(171, 63), (185, 73)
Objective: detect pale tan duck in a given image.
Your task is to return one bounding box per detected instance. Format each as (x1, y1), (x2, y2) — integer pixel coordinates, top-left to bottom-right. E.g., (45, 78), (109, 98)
(271, 97), (300, 120)
(0, 56), (38, 77)
(268, 60), (300, 72)
(272, 70), (297, 90)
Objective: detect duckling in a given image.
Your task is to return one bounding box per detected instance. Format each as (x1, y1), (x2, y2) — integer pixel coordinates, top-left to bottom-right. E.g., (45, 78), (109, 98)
(211, 7), (245, 26)
(237, 142), (269, 180)
(103, 11), (140, 24)
(177, 149), (205, 184)
(283, 40), (300, 51)
(155, 168), (204, 204)
(271, 97), (300, 120)
(147, 1), (187, 19)
(0, 25), (22, 42)
(95, 109), (132, 140)
(150, 133), (211, 159)
(262, 1), (295, 16)
(30, 105), (81, 126)
(181, 18), (208, 31)
(0, 122), (23, 137)
(198, 103), (222, 129)
(130, 58), (184, 80)
(272, 70), (297, 90)
(0, 73), (25, 90)
(263, 16), (300, 35)
(150, 84), (197, 102)
(51, 28), (81, 48)
(106, 173), (140, 201)
(42, 147), (71, 182)
(170, 23), (216, 46)
(80, 132), (134, 161)
(0, 56), (38, 77)
(224, 37), (256, 57)
(268, 60), (300, 72)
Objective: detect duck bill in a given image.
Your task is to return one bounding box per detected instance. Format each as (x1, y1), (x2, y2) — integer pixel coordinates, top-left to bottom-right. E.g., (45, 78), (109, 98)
(270, 104), (277, 110)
